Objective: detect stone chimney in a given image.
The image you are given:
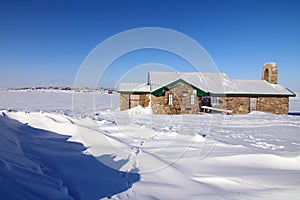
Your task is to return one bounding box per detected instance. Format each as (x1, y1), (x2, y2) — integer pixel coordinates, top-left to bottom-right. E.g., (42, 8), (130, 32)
(262, 62), (278, 84)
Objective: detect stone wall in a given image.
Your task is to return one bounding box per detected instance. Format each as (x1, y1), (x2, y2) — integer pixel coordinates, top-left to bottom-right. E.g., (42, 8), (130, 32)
(262, 62), (278, 84)
(139, 94), (150, 107)
(151, 94), (181, 114)
(257, 97), (289, 114)
(151, 82), (200, 115)
(119, 93), (150, 111)
(121, 91), (289, 115)
(120, 93), (130, 111)
(213, 97), (250, 114)
(212, 96), (289, 114)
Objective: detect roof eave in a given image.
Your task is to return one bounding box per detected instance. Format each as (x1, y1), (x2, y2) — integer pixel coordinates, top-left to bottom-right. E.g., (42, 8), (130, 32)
(150, 78), (209, 96)
(210, 93), (295, 97)
(117, 90), (150, 94)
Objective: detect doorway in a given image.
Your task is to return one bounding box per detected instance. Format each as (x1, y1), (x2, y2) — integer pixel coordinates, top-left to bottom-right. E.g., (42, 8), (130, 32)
(249, 98), (257, 112)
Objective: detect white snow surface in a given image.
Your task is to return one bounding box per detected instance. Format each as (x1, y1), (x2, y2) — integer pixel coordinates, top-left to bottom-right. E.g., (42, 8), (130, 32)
(133, 71), (294, 95)
(289, 92), (300, 112)
(0, 90), (300, 199)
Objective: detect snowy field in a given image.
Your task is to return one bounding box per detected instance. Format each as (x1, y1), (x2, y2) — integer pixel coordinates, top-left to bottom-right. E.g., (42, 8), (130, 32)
(0, 90), (300, 199)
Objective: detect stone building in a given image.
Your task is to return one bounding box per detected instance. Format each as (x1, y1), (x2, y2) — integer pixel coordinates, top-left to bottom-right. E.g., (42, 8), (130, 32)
(118, 63), (295, 115)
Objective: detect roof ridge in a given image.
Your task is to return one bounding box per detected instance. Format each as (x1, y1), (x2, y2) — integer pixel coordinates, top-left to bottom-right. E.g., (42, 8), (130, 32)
(232, 79), (265, 82)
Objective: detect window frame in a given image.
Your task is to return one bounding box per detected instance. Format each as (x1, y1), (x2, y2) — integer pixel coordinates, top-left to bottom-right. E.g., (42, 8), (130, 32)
(168, 93), (173, 106)
(211, 97), (220, 105)
(190, 94), (195, 106)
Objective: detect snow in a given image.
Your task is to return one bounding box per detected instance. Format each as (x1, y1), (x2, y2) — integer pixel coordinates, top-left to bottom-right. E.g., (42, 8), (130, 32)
(126, 71), (294, 96)
(0, 111), (139, 199)
(0, 90), (119, 114)
(265, 62), (277, 67)
(0, 90), (300, 199)
(289, 92), (300, 113)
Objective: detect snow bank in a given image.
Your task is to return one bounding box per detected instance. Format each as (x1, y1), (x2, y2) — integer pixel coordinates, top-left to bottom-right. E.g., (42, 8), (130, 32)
(2, 109), (300, 199)
(1, 91), (300, 199)
(127, 105), (152, 115)
(0, 112), (139, 199)
(289, 92), (300, 112)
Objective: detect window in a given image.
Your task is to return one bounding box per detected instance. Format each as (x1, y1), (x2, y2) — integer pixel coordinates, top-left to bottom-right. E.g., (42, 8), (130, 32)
(264, 68), (269, 82)
(190, 94), (195, 106)
(211, 97), (220, 105)
(168, 93), (173, 105)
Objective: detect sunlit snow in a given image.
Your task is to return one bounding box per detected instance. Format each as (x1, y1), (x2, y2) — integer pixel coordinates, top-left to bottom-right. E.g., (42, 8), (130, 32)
(0, 90), (299, 199)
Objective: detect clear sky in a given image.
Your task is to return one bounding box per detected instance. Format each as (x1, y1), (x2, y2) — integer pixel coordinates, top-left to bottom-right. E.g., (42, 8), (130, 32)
(0, 0), (299, 91)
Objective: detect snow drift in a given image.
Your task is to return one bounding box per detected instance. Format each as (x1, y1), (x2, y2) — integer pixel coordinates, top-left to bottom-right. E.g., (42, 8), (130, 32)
(0, 90), (300, 199)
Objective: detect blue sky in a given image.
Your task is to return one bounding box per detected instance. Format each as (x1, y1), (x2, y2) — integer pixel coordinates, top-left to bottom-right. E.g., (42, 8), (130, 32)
(0, 0), (299, 91)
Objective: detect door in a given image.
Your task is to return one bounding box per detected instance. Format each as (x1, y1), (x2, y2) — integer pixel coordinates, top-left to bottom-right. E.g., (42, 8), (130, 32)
(129, 94), (140, 109)
(249, 98), (257, 112)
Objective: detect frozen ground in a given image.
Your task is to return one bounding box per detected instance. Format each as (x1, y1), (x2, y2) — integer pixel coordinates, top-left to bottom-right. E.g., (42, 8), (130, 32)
(0, 90), (299, 199)
(0, 90), (119, 114)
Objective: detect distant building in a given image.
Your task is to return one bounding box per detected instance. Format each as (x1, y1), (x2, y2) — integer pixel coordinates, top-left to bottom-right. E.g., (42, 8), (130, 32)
(117, 63), (295, 114)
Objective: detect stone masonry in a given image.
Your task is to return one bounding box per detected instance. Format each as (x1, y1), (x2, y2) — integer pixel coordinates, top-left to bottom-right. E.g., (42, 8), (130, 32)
(139, 94), (150, 107)
(120, 93), (130, 111)
(120, 93), (150, 111)
(257, 97), (289, 114)
(213, 96), (289, 114)
(213, 97), (250, 114)
(121, 93), (289, 115)
(151, 82), (200, 115)
(262, 62), (278, 84)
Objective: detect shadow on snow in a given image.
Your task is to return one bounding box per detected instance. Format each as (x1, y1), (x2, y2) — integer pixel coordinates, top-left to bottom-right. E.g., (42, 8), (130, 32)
(0, 115), (140, 200)
(288, 112), (300, 116)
